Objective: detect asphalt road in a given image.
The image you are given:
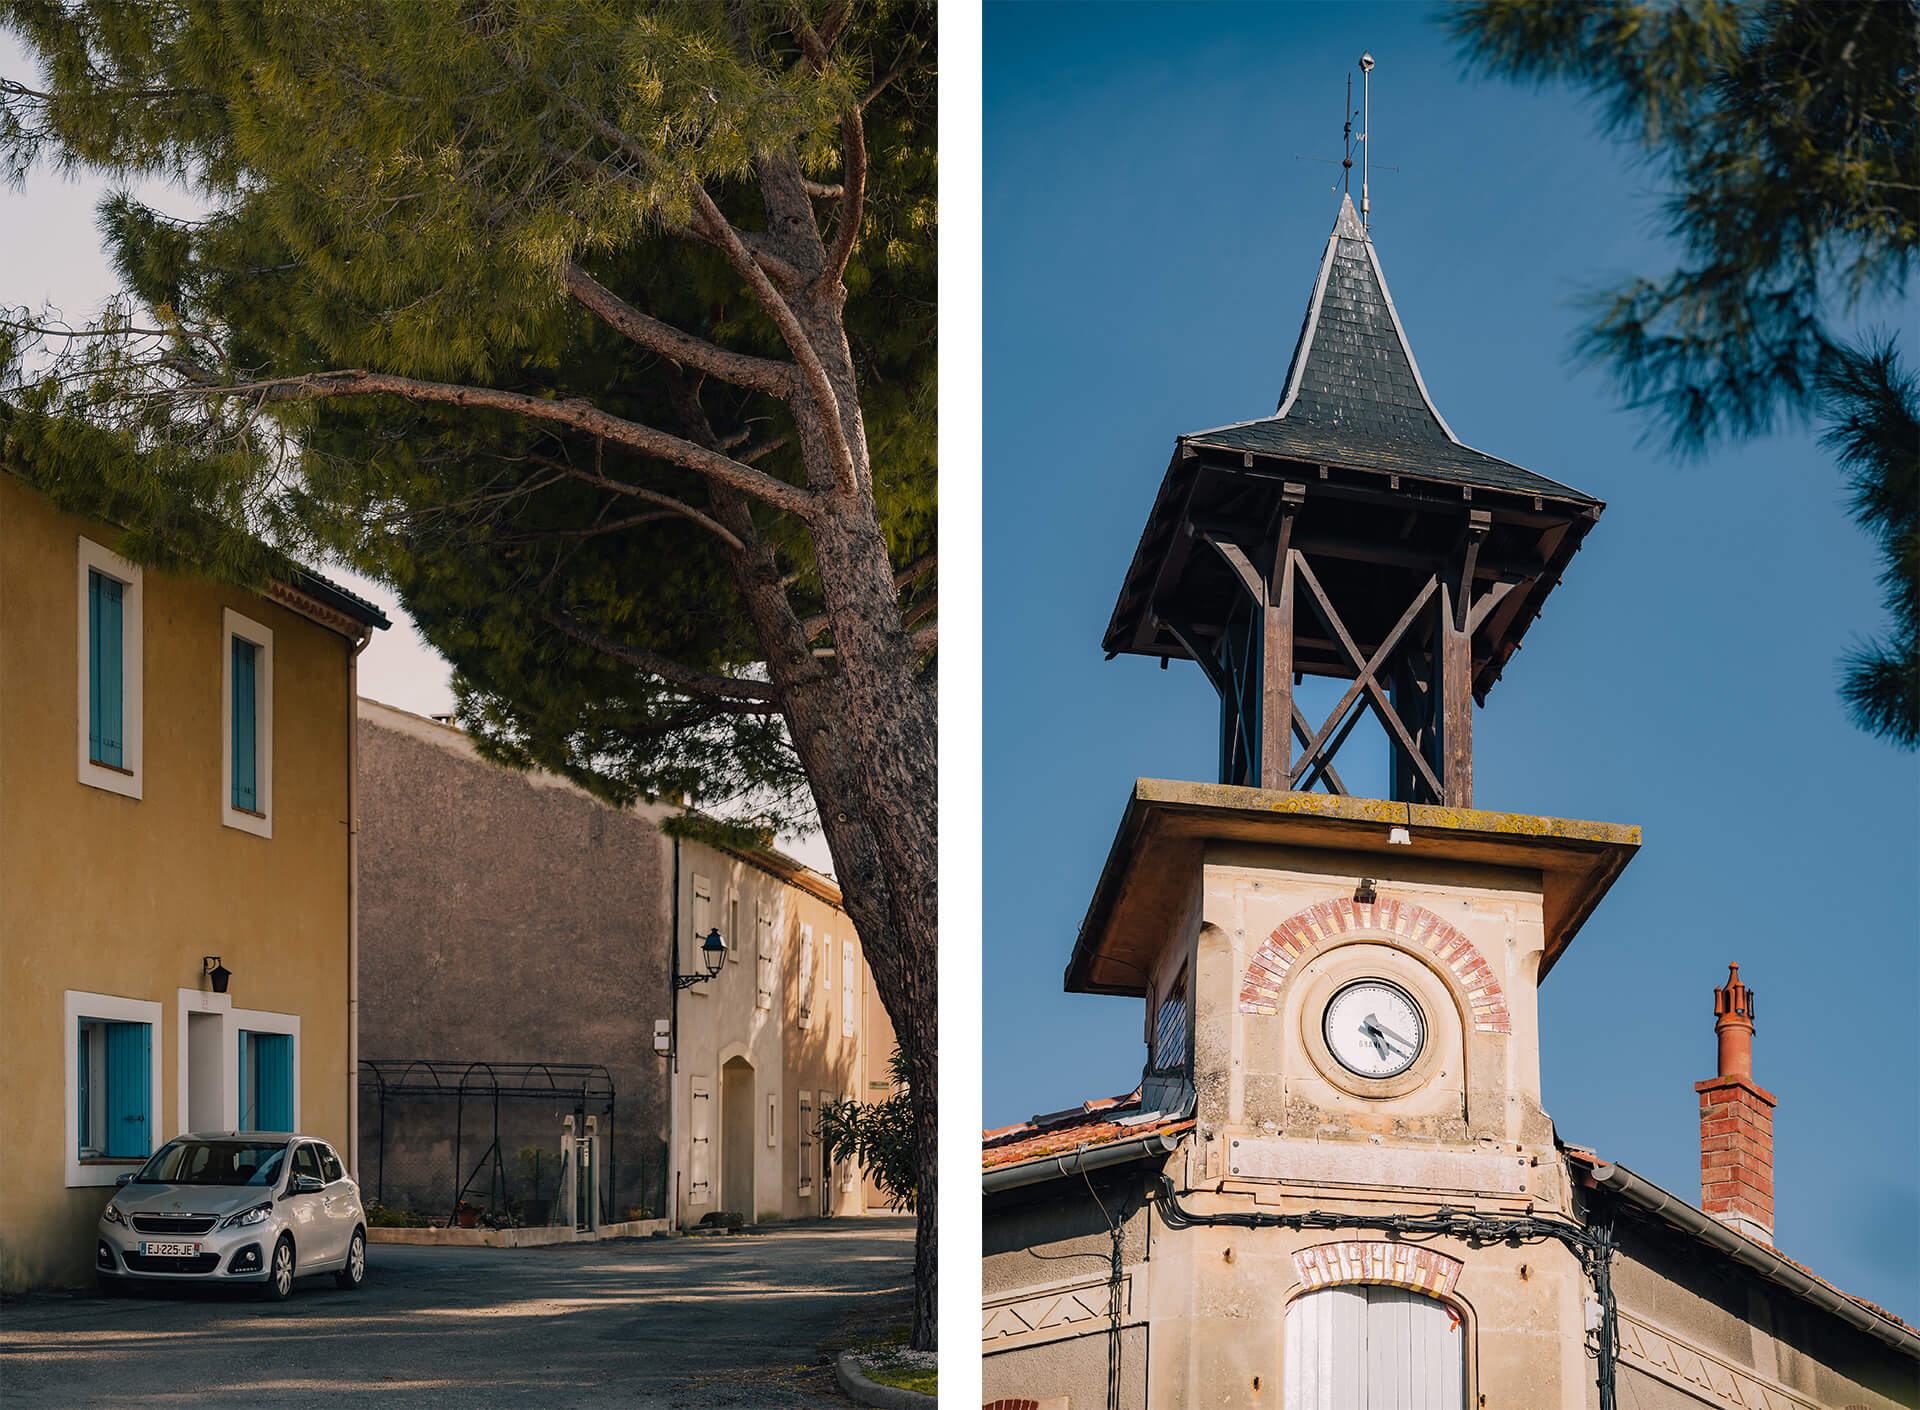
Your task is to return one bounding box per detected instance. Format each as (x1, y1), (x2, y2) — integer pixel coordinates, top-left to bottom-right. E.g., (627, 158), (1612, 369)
(0, 1217), (915, 1408)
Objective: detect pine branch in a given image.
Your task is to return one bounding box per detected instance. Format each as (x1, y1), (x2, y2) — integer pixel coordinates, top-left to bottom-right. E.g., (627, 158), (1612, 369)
(542, 608), (780, 704)
(157, 363), (818, 520)
(561, 263), (799, 399)
(522, 452), (749, 552)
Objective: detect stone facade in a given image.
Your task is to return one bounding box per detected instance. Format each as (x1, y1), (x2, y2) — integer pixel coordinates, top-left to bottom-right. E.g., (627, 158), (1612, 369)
(355, 699), (896, 1232)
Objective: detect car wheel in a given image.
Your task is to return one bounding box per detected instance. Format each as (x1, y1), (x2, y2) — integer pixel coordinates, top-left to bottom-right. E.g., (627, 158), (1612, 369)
(334, 1229), (366, 1290)
(263, 1236), (296, 1302)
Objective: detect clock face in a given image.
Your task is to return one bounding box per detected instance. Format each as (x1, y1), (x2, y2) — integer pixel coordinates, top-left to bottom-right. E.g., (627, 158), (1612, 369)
(1323, 979), (1426, 1079)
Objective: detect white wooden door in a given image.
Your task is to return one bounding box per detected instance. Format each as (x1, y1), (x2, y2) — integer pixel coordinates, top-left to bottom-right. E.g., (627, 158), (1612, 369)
(1284, 1285), (1463, 1410)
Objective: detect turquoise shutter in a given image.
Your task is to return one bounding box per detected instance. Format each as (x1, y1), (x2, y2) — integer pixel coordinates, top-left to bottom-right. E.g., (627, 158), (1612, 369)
(231, 638), (257, 810)
(77, 1022), (92, 1156)
(255, 1034), (293, 1131)
(238, 1031), (254, 1129)
(89, 571), (125, 767)
(102, 1022), (149, 1158)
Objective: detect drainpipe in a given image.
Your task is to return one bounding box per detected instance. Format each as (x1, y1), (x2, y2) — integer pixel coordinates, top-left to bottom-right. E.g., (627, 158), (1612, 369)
(346, 630), (371, 1178)
(667, 833), (681, 1230)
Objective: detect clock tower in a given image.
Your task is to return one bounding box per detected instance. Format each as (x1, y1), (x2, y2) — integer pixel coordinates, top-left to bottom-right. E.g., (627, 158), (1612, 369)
(1056, 190), (1641, 1406)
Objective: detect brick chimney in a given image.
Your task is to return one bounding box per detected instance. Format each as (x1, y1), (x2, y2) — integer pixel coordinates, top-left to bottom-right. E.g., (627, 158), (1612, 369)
(1695, 963), (1775, 1245)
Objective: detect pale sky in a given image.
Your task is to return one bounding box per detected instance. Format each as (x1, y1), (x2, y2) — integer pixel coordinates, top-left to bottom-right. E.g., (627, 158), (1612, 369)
(0, 29), (831, 872)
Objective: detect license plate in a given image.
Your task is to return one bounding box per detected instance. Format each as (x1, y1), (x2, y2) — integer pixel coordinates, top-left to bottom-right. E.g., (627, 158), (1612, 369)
(140, 1241), (202, 1257)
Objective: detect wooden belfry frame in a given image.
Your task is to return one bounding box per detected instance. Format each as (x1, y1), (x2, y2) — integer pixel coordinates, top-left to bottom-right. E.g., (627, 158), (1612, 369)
(1165, 483), (1514, 807)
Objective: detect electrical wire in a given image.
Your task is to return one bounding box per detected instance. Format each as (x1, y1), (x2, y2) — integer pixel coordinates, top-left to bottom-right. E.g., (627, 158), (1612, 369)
(1152, 1175), (1621, 1409)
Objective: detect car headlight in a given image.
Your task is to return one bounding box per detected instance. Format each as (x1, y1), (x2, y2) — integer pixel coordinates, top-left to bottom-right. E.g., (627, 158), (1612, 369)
(101, 1201), (127, 1226)
(217, 1202), (273, 1231)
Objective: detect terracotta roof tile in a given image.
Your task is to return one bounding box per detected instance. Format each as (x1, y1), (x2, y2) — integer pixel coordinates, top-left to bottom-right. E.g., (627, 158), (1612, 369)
(982, 1089), (1192, 1172)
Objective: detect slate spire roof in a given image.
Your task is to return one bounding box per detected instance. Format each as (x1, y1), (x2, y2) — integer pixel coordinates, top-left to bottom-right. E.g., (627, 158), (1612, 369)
(1182, 195), (1594, 505)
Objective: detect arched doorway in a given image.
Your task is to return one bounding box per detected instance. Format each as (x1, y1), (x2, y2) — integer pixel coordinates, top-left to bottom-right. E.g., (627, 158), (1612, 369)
(720, 1057), (755, 1220)
(1284, 1284), (1464, 1409)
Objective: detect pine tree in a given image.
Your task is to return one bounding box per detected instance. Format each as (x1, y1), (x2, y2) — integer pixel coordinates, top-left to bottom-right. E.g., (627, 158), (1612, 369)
(1449, 0), (1918, 746)
(1, 1), (939, 1342)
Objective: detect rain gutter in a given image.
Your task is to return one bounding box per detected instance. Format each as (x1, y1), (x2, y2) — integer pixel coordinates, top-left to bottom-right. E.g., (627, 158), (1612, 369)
(1586, 1160), (1920, 1358)
(982, 1128), (1184, 1195)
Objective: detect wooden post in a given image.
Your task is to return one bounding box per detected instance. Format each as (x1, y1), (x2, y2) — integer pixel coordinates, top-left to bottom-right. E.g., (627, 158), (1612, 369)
(1438, 580), (1473, 808)
(1259, 505), (1299, 791)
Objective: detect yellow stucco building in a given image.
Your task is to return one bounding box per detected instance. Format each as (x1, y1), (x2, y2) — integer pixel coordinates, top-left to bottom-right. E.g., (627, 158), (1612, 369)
(0, 473), (387, 1289)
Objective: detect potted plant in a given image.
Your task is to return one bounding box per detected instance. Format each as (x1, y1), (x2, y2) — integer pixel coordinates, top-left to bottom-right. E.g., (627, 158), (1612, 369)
(455, 1199), (480, 1229)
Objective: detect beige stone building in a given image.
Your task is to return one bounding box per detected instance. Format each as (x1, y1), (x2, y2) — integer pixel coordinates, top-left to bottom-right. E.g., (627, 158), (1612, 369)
(0, 473), (387, 1289)
(355, 699), (897, 1233)
(980, 198), (1919, 1408)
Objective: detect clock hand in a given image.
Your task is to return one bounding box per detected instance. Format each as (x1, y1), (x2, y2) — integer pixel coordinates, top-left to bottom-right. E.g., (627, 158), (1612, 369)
(1359, 1017), (1391, 1060)
(1372, 1020), (1416, 1053)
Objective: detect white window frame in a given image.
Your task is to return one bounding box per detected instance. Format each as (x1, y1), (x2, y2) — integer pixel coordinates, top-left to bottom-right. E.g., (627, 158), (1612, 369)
(221, 608), (274, 837)
(175, 988), (232, 1139)
(230, 1006), (300, 1133)
(727, 889), (742, 964)
(766, 1093), (778, 1148)
(65, 989), (163, 1188)
(76, 537), (144, 799)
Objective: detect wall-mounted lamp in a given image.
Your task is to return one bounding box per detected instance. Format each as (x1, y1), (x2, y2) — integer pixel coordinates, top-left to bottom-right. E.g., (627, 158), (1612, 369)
(204, 956), (232, 994)
(673, 929), (727, 991)
(1353, 879), (1377, 905)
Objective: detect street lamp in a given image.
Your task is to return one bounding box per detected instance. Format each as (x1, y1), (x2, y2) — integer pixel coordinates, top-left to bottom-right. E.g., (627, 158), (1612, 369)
(674, 929), (727, 990)
(204, 956), (232, 994)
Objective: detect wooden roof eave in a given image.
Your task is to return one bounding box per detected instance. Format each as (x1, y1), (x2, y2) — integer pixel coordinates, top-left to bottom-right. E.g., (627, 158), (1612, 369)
(1104, 444), (1605, 695)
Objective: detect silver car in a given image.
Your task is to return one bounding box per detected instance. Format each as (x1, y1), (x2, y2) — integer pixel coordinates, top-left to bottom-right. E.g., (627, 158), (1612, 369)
(96, 1132), (367, 1300)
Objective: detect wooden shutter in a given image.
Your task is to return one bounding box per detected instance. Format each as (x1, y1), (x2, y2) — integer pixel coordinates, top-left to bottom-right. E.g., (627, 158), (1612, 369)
(841, 940), (857, 1038)
(755, 901), (776, 1010)
(1284, 1285), (1463, 1410)
(797, 925), (814, 1028)
(88, 571), (124, 767)
(797, 1092), (814, 1193)
(255, 1033), (293, 1131)
(231, 637), (258, 810)
(689, 1081), (711, 1203)
(102, 1021), (149, 1158)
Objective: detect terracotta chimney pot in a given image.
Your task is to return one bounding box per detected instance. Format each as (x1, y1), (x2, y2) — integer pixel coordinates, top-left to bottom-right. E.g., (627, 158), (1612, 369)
(1696, 962), (1775, 1246)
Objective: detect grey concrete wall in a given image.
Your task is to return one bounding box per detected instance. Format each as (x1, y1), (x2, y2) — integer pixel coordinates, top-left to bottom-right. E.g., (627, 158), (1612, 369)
(355, 703), (673, 1222)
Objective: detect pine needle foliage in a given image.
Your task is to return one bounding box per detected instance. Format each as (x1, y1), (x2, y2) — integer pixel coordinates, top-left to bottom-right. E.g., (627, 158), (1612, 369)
(1449, 0), (1919, 747)
(2, 0), (940, 1344)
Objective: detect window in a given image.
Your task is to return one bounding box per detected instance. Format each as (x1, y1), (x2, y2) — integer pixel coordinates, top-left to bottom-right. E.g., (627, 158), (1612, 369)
(797, 924), (815, 1029)
(690, 874), (714, 998)
(318, 1144), (345, 1184)
(222, 609), (274, 836)
(65, 990), (162, 1186)
(76, 538), (143, 797)
(766, 1094), (778, 1148)
(841, 939), (857, 1039)
(840, 1092), (858, 1192)
(755, 901), (777, 1010)
(238, 1029), (295, 1131)
(1283, 1285), (1464, 1408)
(797, 1091), (814, 1194)
(291, 1143), (323, 1182)
(728, 893), (741, 964)
(1152, 964), (1191, 1073)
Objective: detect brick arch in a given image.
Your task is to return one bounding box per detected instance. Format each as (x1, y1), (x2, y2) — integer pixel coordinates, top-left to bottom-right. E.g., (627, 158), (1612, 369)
(1294, 1240), (1464, 1298)
(1237, 896), (1511, 1033)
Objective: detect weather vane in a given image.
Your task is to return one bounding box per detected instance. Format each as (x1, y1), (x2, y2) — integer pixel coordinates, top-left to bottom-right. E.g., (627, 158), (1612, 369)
(1295, 52), (1391, 230)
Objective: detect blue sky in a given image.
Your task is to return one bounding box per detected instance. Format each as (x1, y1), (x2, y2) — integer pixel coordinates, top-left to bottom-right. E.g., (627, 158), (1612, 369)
(983, 2), (1917, 1318)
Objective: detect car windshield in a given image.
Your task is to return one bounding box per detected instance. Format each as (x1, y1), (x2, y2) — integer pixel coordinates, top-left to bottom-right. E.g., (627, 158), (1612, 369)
(130, 1140), (289, 1186)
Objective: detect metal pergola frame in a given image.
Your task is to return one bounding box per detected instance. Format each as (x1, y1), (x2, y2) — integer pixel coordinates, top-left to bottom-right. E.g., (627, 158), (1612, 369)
(358, 1059), (615, 1226)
